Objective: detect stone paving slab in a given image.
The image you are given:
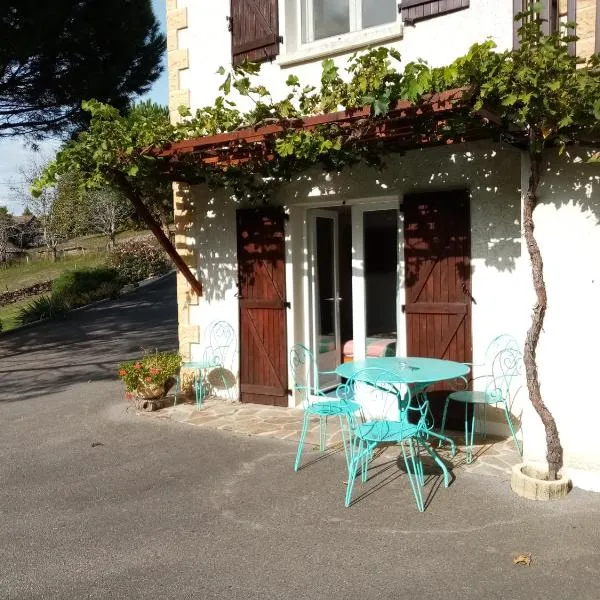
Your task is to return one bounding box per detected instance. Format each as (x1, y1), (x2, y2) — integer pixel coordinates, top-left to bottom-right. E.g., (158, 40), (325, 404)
(138, 397), (520, 477)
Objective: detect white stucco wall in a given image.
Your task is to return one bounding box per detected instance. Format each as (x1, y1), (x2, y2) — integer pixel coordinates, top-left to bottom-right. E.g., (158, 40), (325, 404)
(178, 0), (514, 112)
(521, 149), (600, 490)
(187, 140), (526, 415)
(183, 135), (600, 490)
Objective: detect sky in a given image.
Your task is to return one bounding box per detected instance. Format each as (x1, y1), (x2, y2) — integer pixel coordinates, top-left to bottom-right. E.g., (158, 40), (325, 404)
(0, 0), (168, 214)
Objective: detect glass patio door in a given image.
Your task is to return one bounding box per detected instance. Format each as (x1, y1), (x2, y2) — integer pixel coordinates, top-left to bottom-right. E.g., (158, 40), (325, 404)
(309, 210), (341, 390)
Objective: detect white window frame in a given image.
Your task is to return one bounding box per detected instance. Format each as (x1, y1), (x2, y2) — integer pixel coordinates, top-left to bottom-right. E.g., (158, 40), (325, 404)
(279, 0), (403, 67)
(302, 0), (397, 44)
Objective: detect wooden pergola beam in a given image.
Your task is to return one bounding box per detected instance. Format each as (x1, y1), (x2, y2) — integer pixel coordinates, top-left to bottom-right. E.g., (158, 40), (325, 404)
(160, 88), (470, 158)
(113, 171), (203, 297)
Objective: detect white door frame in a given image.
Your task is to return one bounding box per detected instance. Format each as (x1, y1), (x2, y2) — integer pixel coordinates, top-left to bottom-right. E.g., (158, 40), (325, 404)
(287, 195), (404, 406)
(351, 199), (404, 359)
(308, 209), (341, 389)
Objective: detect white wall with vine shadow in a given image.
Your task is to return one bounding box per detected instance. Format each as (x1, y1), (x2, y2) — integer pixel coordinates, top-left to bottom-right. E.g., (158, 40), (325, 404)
(520, 147), (600, 490)
(184, 139), (526, 416)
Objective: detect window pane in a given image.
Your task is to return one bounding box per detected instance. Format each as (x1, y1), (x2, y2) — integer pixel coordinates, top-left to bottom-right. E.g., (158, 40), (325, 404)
(362, 0), (397, 29)
(364, 210), (398, 352)
(311, 0), (350, 41)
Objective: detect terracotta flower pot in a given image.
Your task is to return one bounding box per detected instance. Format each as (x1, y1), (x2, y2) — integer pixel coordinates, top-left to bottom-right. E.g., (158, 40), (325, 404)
(130, 377), (176, 401)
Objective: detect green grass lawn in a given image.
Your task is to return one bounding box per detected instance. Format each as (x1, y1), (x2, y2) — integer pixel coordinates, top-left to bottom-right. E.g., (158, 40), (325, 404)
(0, 294), (44, 332)
(0, 228), (166, 333)
(0, 229), (158, 293)
(55, 229), (148, 252)
(0, 252), (108, 292)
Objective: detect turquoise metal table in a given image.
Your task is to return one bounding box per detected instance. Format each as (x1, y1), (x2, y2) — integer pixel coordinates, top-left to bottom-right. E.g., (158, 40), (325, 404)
(335, 356), (470, 385)
(335, 356), (470, 456)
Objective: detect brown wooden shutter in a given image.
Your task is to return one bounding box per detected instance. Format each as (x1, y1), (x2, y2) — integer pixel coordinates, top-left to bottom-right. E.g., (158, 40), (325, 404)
(401, 0), (469, 24)
(230, 0), (280, 66)
(237, 207), (288, 406)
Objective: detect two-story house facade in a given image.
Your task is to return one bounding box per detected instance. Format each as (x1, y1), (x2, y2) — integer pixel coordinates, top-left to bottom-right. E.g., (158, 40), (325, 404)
(166, 0), (600, 490)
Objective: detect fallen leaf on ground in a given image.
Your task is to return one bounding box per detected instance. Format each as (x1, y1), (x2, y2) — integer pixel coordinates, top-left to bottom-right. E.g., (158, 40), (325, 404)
(513, 553), (532, 566)
(91, 442), (104, 448)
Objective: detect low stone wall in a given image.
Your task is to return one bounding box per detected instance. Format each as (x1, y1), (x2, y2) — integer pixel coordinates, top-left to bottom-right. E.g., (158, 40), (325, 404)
(0, 281), (52, 307)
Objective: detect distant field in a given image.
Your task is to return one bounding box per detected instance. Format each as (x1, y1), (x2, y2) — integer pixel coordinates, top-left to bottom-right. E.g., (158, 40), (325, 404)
(0, 230), (155, 293)
(54, 229), (148, 252)
(0, 252), (107, 292)
(0, 229), (165, 333)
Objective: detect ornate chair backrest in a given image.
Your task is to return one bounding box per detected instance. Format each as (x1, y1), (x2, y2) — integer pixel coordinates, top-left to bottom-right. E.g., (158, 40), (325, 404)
(484, 334), (520, 366)
(289, 344), (317, 405)
(486, 342), (523, 405)
(204, 321), (236, 370)
(340, 368), (428, 434)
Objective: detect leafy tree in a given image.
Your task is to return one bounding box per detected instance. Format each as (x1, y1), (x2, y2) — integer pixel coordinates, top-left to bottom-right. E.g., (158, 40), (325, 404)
(0, 205), (13, 262)
(0, 0), (165, 138)
(126, 102), (174, 233)
(86, 188), (132, 249)
(20, 159), (71, 260)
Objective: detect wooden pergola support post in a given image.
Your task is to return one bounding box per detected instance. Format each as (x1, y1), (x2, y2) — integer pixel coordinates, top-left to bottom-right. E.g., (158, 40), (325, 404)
(113, 171), (203, 297)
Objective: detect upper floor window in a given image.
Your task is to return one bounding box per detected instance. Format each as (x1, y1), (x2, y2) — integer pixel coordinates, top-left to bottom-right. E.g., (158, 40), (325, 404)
(301, 0), (397, 43)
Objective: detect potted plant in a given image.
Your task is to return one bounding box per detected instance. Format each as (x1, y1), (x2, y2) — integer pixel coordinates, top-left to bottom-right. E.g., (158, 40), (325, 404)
(118, 350), (182, 410)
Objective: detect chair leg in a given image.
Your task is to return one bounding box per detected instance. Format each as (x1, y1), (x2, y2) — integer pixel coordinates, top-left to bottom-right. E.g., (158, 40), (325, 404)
(464, 402), (476, 464)
(502, 401), (522, 456)
(427, 430), (457, 457)
(195, 377), (203, 410)
(361, 446), (370, 483)
(345, 439), (370, 507)
(420, 439), (450, 488)
(439, 397), (451, 448)
(338, 414), (352, 472)
(414, 438), (425, 486)
(294, 412), (311, 472)
(401, 439), (424, 512)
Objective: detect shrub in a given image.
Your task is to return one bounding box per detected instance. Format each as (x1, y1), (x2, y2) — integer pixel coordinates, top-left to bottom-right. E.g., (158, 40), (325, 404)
(108, 239), (171, 285)
(118, 350), (182, 398)
(52, 266), (122, 308)
(17, 295), (69, 325)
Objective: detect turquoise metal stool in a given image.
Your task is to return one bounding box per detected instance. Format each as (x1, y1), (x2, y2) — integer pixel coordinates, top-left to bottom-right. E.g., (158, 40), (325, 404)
(342, 367), (451, 512)
(440, 335), (523, 463)
(290, 344), (361, 472)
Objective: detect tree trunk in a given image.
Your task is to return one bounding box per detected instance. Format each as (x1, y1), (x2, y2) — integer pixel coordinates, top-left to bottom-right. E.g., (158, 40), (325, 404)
(158, 210), (170, 239)
(107, 229), (115, 251)
(523, 146), (563, 480)
(112, 171), (203, 297)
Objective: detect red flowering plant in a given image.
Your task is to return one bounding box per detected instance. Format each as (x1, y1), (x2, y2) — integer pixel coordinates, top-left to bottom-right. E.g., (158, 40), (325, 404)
(118, 350), (182, 399)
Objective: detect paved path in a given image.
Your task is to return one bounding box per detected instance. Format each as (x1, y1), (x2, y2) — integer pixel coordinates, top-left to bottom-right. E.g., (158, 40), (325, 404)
(2, 274), (600, 599)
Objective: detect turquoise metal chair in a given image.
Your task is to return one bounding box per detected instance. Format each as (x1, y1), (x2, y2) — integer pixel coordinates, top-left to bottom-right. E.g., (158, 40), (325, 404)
(440, 335), (523, 463)
(174, 321), (237, 408)
(290, 344), (361, 472)
(343, 368), (451, 512)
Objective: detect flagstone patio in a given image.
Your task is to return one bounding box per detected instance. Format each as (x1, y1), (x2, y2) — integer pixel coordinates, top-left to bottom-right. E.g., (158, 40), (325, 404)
(138, 398), (520, 477)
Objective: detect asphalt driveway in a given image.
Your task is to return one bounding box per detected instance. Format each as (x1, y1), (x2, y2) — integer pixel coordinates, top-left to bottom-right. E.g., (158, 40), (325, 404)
(1, 273), (600, 599)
